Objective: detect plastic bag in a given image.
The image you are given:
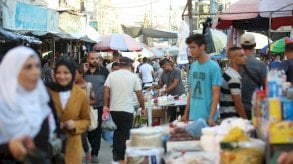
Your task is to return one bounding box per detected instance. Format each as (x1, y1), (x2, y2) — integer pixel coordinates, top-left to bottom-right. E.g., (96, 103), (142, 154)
(101, 115), (117, 131)
(185, 118), (208, 137)
(88, 106), (98, 131)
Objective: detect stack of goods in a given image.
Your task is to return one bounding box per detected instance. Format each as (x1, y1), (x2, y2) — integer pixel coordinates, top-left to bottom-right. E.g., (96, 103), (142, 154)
(199, 118), (254, 152)
(169, 128), (199, 141)
(167, 121), (202, 152)
(252, 70), (293, 143)
(126, 127), (165, 164)
(220, 128), (265, 164)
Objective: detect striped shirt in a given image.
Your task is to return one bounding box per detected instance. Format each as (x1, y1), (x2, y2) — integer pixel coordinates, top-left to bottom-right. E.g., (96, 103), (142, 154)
(220, 67), (241, 117)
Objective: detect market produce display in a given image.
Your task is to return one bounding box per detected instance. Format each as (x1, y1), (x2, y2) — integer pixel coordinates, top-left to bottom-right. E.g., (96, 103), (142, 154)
(169, 127), (199, 141)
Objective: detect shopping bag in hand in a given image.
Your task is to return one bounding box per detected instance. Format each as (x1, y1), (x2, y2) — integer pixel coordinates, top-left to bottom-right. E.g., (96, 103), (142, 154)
(101, 114), (117, 131)
(88, 106), (98, 131)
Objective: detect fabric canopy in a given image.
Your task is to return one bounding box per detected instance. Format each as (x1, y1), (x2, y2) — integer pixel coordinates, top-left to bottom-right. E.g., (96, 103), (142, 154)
(217, 0), (293, 30)
(0, 28), (42, 44)
(121, 24), (178, 38)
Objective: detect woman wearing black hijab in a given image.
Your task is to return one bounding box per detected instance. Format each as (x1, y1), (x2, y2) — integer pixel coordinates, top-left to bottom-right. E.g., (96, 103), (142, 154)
(47, 56), (90, 164)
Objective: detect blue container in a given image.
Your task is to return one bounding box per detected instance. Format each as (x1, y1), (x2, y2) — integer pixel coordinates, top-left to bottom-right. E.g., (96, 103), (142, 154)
(268, 81), (278, 98)
(282, 98), (293, 121)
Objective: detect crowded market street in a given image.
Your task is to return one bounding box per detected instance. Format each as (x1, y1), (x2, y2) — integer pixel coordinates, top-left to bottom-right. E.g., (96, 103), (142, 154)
(0, 0), (293, 164)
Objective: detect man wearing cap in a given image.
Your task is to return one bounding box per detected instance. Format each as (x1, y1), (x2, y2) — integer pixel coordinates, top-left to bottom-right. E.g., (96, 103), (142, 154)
(240, 33), (267, 120)
(103, 57), (145, 162)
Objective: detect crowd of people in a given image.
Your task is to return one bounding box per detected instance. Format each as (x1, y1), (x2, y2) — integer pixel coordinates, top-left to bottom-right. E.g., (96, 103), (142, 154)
(0, 33), (292, 164)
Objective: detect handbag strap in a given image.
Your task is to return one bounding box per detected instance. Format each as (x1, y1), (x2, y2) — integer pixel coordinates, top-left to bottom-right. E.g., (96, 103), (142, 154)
(243, 65), (261, 87)
(85, 82), (91, 98)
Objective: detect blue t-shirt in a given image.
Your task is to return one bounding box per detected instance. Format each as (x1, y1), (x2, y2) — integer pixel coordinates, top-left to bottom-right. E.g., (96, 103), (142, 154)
(189, 59), (222, 121)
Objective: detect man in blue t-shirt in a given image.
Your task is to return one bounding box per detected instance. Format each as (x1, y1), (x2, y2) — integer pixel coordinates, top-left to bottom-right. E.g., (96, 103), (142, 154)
(182, 34), (222, 126)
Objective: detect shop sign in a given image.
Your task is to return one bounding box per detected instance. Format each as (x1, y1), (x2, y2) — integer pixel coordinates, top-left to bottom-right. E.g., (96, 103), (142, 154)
(15, 2), (48, 30)
(89, 21), (98, 30)
(59, 12), (82, 33)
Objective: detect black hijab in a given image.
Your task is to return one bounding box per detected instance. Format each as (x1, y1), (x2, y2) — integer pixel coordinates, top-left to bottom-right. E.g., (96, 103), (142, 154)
(47, 56), (76, 92)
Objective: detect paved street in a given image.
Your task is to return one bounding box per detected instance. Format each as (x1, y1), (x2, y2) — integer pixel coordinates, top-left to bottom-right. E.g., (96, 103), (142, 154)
(83, 139), (113, 164)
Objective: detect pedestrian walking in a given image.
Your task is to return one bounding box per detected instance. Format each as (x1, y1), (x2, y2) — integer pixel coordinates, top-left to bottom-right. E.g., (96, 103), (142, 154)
(84, 51), (109, 163)
(182, 34), (222, 126)
(47, 56), (90, 164)
(103, 57), (145, 162)
(0, 46), (56, 162)
(74, 64), (96, 163)
(219, 47), (248, 119)
(239, 33), (267, 119)
(139, 57), (154, 88)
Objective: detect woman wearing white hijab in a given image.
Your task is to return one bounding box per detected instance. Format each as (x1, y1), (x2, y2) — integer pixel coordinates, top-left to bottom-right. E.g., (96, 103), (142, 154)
(0, 46), (55, 162)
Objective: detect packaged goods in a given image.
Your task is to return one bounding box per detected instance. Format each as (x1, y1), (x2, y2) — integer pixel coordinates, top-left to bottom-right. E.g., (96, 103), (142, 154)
(126, 148), (163, 164)
(130, 128), (162, 148)
(220, 139), (265, 164)
(169, 127), (199, 141)
(200, 127), (216, 152)
(281, 98), (293, 121)
(269, 121), (293, 144)
(222, 127), (249, 142)
(268, 98), (282, 122)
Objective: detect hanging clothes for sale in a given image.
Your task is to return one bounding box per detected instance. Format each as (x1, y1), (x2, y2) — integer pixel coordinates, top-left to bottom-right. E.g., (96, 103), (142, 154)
(202, 18), (216, 54)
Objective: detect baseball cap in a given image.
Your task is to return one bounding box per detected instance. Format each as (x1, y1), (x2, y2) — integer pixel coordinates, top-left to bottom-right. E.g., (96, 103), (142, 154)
(119, 57), (134, 65)
(240, 33), (256, 46)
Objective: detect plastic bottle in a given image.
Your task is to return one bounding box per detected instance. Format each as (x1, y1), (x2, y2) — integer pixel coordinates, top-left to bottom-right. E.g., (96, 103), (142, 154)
(267, 70), (278, 98)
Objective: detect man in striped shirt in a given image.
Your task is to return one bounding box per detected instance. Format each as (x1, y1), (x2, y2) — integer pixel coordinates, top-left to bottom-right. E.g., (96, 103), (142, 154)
(220, 47), (248, 119)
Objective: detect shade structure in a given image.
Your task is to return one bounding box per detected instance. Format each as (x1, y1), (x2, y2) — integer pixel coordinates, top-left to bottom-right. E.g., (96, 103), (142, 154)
(167, 46), (179, 57)
(193, 29), (227, 55)
(151, 48), (165, 58)
(217, 0), (293, 30)
(93, 33), (142, 51)
(140, 43), (155, 58)
(270, 37), (293, 53)
(261, 37), (293, 54)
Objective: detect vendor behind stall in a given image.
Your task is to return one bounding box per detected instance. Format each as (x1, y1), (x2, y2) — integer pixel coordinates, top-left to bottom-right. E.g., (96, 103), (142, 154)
(152, 58), (186, 122)
(219, 47), (248, 119)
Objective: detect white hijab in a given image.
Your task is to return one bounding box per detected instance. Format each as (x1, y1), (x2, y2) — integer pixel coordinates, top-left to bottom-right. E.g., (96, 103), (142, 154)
(0, 46), (54, 144)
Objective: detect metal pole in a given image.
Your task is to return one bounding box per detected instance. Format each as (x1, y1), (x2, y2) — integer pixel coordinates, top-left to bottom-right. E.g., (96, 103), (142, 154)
(187, 0), (193, 35)
(53, 40), (56, 60)
(268, 12), (272, 54)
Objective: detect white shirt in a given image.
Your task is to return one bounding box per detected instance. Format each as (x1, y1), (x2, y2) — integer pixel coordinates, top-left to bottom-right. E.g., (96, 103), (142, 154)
(104, 69), (141, 113)
(139, 63), (154, 83)
(59, 91), (71, 109)
(106, 62), (113, 72)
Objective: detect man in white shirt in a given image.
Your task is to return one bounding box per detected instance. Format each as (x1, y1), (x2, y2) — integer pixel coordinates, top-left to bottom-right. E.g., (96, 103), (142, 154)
(139, 57), (154, 88)
(103, 57), (145, 162)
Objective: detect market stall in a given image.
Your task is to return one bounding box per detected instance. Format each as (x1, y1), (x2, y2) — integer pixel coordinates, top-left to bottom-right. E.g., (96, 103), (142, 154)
(124, 69), (293, 164)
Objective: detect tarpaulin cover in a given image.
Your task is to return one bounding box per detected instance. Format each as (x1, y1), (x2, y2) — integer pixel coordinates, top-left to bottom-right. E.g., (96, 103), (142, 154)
(121, 24), (178, 39)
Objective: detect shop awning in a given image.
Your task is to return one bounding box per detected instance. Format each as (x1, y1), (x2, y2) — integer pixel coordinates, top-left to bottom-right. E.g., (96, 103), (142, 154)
(0, 28), (42, 44)
(15, 29), (98, 43)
